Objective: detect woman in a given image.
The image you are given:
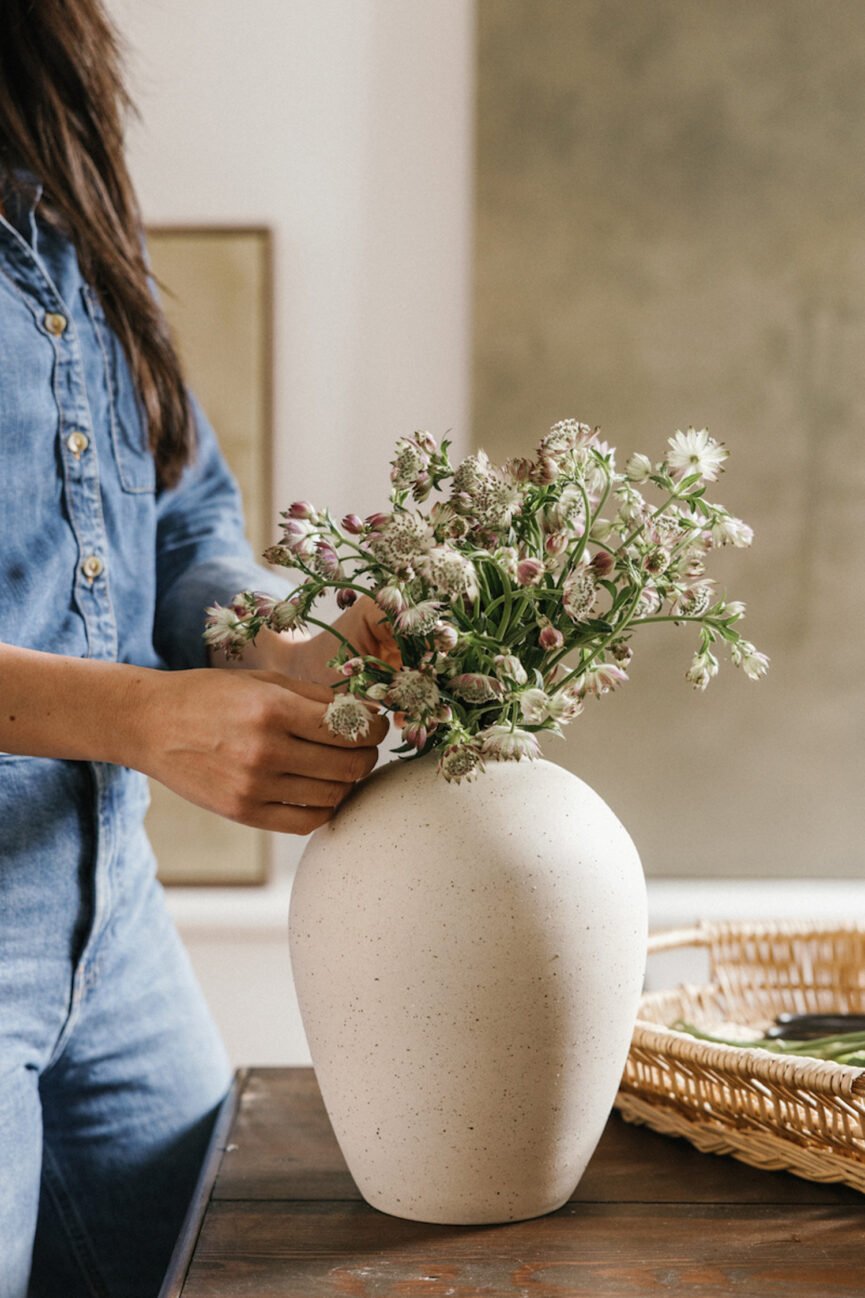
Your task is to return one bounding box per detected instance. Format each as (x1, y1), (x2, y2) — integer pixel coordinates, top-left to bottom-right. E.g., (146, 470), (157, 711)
(0, 3), (398, 1295)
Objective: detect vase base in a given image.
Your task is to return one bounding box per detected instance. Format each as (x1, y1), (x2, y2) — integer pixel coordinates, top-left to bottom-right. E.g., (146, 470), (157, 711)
(360, 1188), (574, 1227)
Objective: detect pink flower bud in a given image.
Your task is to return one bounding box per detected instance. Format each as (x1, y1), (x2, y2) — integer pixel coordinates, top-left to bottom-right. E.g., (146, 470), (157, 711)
(516, 558), (544, 586)
(314, 540), (341, 578)
(253, 592), (278, 617)
(433, 622), (459, 652)
(539, 624), (564, 651)
(590, 550), (614, 577)
(287, 500), (315, 519)
(365, 512), (391, 531)
(375, 585), (407, 615)
(341, 513), (364, 535)
(402, 721), (429, 750)
(414, 430), (437, 454)
(340, 657), (365, 677)
(544, 532), (568, 557)
(336, 587), (357, 609)
(533, 455), (559, 484)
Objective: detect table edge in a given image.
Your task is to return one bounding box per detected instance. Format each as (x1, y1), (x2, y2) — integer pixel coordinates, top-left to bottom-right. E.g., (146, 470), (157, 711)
(157, 1068), (248, 1298)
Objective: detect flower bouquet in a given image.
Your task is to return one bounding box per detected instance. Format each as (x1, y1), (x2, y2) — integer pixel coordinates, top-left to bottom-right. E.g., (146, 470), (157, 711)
(206, 419), (767, 776)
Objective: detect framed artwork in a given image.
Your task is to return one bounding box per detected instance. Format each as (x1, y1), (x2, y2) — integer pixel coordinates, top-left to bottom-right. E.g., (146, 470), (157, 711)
(144, 226), (273, 885)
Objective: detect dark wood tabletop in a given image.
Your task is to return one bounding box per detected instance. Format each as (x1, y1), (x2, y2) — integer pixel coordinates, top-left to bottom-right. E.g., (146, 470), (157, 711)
(160, 1067), (865, 1298)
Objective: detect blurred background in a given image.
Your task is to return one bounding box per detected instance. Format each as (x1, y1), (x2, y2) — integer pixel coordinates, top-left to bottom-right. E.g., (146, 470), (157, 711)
(106, 0), (864, 1061)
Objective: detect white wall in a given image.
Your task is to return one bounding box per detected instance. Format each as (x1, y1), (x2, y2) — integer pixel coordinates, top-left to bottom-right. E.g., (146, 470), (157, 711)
(108, 0), (477, 880)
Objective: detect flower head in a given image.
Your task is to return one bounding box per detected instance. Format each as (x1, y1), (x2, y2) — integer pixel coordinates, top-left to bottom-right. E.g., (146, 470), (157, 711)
(323, 693), (371, 742)
(478, 725), (542, 762)
(731, 640), (770, 679)
(203, 603), (248, 658)
(437, 740), (484, 784)
(562, 565), (598, 623)
(367, 512), (433, 578)
(394, 599), (442, 636)
(448, 673), (504, 704)
(384, 669), (441, 717)
(666, 427), (728, 483)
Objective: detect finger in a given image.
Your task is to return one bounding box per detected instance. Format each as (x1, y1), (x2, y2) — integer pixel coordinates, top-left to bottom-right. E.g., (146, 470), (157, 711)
(256, 772), (355, 808)
(267, 734), (380, 784)
(250, 802), (335, 835)
(277, 684), (389, 748)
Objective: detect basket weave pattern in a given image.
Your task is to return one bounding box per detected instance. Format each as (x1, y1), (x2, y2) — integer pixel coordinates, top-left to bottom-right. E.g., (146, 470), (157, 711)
(615, 921), (865, 1191)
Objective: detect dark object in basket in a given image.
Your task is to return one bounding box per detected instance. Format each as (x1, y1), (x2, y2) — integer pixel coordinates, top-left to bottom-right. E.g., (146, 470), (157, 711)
(764, 1012), (865, 1040)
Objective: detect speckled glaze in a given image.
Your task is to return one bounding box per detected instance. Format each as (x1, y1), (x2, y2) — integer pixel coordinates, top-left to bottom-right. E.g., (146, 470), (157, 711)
(289, 754), (647, 1225)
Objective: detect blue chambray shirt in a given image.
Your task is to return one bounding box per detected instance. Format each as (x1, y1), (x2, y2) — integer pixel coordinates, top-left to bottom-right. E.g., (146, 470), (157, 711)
(0, 170), (289, 855)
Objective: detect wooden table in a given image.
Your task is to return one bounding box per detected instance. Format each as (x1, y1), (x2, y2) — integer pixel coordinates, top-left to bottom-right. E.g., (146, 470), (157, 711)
(161, 1067), (864, 1297)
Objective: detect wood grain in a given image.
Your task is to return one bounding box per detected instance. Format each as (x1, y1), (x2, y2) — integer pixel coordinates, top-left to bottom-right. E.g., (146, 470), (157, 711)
(182, 1200), (865, 1298)
(167, 1068), (865, 1297)
(213, 1068), (863, 1206)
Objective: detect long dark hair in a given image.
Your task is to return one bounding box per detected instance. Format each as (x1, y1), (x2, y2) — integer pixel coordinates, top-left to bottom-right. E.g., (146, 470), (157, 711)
(0, 0), (193, 486)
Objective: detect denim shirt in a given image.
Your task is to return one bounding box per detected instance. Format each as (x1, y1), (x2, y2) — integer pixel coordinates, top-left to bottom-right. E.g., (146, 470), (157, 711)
(0, 171), (288, 874)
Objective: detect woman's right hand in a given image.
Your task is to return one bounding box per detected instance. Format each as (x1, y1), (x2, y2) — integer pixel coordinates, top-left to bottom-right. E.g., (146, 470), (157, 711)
(137, 668), (388, 834)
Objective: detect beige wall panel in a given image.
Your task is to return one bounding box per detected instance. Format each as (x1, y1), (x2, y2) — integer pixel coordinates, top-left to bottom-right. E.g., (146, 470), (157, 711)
(145, 229), (271, 884)
(475, 0), (865, 878)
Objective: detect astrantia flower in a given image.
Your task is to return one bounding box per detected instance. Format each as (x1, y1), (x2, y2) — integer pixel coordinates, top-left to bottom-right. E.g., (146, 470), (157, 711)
(419, 545), (478, 599)
(625, 452), (653, 482)
(731, 640), (770, 679)
(437, 741), (483, 784)
(519, 687), (553, 723)
(516, 558), (544, 586)
(375, 585), (407, 615)
(666, 427), (728, 483)
(270, 598), (305, 631)
(493, 654), (528, 685)
(384, 669), (441, 717)
(394, 599), (442, 636)
(203, 603), (247, 657)
(324, 693), (371, 741)
(432, 621), (459, 652)
(478, 725), (542, 762)
(576, 663), (629, 697)
(538, 419), (595, 461)
(448, 674), (504, 704)
(562, 565), (597, 623)
(710, 513), (754, 548)
(685, 650), (719, 691)
(390, 437), (429, 490)
(539, 624), (564, 651)
(367, 512), (433, 577)
(451, 452), (521, 532)
(280, 517), (318, 558)
(670, 580), (714, 618)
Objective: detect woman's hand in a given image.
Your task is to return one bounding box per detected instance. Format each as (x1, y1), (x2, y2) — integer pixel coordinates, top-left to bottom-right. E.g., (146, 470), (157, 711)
(138, 668), (387, 834)
(248, 594), (402, 688)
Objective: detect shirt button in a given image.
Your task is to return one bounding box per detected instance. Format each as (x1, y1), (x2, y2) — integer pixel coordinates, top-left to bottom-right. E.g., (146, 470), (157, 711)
(66, 431), (90, 458)
(82, 554), (104, 582)
(44, 312), (68, 336)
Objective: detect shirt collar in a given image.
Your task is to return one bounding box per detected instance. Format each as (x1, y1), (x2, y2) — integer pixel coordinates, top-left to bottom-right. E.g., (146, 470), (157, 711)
(0, 166), (44, 245)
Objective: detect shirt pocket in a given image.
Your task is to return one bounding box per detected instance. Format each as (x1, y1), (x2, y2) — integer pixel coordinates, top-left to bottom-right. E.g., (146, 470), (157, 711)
(81, 285), (156, 494)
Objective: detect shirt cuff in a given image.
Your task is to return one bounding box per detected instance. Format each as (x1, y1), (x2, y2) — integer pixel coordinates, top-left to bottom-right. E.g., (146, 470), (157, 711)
(154, 556), (296, 669)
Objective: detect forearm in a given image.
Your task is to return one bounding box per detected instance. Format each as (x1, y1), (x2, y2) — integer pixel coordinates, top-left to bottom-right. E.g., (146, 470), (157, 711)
(0, 643), (155, 766)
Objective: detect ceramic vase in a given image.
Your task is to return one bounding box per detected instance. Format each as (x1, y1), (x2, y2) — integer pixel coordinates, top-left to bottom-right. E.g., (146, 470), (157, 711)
(288, 753), (647, 1225)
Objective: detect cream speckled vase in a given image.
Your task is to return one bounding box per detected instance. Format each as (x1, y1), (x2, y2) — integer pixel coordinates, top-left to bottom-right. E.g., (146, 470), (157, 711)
(288, 753), (647, 1225)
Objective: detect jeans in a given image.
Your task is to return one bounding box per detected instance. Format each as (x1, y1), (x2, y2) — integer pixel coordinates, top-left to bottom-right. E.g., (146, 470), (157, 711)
(0, 756), (232, 1298)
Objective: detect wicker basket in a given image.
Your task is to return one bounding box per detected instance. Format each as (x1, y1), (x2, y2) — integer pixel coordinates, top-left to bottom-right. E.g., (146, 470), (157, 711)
(614, 920), (865, 1192)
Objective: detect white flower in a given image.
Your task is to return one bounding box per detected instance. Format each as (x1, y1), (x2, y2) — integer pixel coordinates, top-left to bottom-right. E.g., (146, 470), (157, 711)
(203, 604), (247, 657)
(390, 437), (429, 490)
(367, 512), (433, 577)
(384, 669), (441, 717)
(575, 663), (629, 697)
(685, 650), (719, 691)
(324, 693), (371, 741)
(666, 427), (728, 483)
(418, 545), (478, 599)
(494, 654), (528, 686)
(394, 599), (442, 635)
(519, 687), (553, 723)
(625, 452), (653, 482)
(562, 565), (597, 623)
(538, 419), (595, 460)
(478, 725), (542, 762)
(437, 741), (483, 783)
(669, 580), (715, 618)
(270, 598), (304, 632)
(710, 513), (754, 548)
(731, 640), (770, 679)
(451, 452), (521, 531)
(449, 674), (504, 704)
(375, 585), (407, 615)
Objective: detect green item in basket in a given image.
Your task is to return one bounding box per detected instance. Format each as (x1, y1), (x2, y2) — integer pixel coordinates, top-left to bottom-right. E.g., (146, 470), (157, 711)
(671, 1019), (865, 1066)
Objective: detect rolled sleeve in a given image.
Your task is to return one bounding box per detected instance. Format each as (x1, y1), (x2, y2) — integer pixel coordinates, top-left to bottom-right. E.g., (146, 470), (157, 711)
(153, 394), (293, 669)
